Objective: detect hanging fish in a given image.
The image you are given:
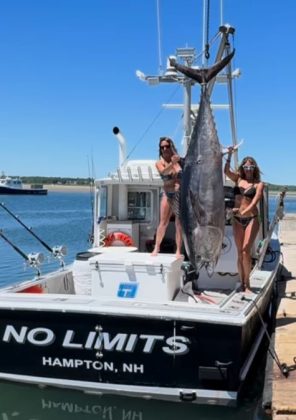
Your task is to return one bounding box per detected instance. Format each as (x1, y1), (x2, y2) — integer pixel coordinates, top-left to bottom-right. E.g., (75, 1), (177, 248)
(170, 51), (235, 276)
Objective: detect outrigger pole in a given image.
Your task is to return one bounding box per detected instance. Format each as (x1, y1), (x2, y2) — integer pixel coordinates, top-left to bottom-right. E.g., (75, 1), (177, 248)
(0, 202), (67, 264)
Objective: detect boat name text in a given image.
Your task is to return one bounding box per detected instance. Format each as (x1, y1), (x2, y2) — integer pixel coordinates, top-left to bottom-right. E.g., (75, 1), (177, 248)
(2, 325), (190, 355)
(42, 357), (145, 373)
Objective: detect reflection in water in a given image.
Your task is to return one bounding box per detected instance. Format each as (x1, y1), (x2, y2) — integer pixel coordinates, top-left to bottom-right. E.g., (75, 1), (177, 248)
(0, 379), (267, 420)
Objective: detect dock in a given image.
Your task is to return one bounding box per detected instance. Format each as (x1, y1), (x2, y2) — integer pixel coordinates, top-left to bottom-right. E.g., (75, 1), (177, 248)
(263, 214), (296, 418)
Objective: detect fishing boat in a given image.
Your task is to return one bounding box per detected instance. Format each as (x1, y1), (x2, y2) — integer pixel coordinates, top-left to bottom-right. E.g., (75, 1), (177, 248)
(0, 175), (48, 195)
(0, 10), (286, 408)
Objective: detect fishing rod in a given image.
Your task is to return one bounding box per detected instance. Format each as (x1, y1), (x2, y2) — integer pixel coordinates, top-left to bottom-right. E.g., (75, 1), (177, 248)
(87, 154), (95, 244)
(0, 202), (67, 264)
(0, 229), (44, 276)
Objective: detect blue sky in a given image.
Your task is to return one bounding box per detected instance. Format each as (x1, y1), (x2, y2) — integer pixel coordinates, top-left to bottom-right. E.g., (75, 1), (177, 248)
(0, 0), (294, 185)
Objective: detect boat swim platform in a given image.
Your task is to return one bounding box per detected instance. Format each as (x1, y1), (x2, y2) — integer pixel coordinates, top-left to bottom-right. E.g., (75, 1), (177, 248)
(263, 214), (296, 419)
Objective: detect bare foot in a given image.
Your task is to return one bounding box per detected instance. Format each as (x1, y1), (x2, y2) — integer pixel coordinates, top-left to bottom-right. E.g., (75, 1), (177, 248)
(241, 282), (252, 294)
(151, 248), (159, 256)
(175, 252), (183, 259)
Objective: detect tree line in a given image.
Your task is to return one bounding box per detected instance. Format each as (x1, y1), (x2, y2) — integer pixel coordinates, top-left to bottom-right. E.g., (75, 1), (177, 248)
(17, 177), (295, 191)
(267, 183), (295, 192)
(20, 176), (93, 186)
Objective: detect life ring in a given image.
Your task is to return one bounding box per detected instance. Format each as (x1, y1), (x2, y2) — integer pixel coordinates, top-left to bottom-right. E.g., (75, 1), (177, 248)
(104, 232), (134, 247)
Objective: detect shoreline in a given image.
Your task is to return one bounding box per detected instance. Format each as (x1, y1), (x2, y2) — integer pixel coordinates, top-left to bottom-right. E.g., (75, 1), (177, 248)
(269, 190), (296, 197)
(25, 184), (296, 195)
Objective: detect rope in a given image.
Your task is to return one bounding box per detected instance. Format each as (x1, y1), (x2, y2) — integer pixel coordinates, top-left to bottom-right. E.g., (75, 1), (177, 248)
(242, 295), (289, 377)
(205, 0), (210, 60)
(124, 85), (180, 163)
(98, 228), (106, 248)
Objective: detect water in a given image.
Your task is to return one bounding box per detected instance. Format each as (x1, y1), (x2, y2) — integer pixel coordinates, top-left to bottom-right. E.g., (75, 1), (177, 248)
(0, 379), (267, 420)
(269, 193), (296, 217)
(0, 192), (92, 286)
(0, 191), (295, 419)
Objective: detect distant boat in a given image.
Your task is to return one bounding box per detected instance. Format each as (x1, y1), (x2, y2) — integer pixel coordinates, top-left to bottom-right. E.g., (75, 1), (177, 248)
(0, 176), (47, 195)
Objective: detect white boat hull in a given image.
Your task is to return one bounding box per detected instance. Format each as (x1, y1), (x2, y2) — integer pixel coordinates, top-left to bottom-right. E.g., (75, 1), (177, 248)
(0, 244), (279, 406)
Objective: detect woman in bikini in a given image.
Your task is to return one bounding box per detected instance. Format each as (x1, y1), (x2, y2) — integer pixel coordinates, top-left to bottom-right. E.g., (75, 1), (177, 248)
(151, 137), (183, 258)
(224, 150), (264, 292)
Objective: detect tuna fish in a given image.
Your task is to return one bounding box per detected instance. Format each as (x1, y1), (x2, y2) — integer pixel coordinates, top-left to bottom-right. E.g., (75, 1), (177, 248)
(170, 51), (235, 276)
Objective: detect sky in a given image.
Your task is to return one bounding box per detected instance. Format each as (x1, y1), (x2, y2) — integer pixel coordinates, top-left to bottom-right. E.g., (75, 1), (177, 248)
(0, 0), (295, 186)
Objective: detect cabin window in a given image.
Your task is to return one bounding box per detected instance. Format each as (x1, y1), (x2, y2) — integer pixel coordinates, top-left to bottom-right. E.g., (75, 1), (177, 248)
(100, 186), (108, 218)
(128, 191), (151, 221)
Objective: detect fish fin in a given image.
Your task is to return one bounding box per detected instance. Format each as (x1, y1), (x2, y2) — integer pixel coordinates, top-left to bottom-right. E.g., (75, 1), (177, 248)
(170, 50), (235, 85)
(206, 261), (216, 277)
(204, 50), (235, 83)
(196, 260), (204, 272)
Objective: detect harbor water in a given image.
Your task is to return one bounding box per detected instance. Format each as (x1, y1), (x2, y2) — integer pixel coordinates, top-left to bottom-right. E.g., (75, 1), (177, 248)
(0, 190), (294, 419)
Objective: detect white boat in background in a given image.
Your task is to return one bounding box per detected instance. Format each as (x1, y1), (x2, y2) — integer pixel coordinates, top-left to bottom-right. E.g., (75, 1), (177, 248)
(0, 175), (47, 195)
(0, 11), (286, 408)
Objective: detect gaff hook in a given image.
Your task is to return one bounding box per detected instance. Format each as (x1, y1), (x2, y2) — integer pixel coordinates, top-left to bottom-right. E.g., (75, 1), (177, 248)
(205, 43), (210, 60)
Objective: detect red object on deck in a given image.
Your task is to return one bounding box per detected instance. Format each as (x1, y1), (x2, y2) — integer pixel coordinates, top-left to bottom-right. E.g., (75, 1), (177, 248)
(18, 285), (43, 293)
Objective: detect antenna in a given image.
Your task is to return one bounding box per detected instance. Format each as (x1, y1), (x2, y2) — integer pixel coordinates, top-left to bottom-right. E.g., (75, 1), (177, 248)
(156, 0), (163, 73)
(220, 0), (224, 26)
(87, 154), (95, 244)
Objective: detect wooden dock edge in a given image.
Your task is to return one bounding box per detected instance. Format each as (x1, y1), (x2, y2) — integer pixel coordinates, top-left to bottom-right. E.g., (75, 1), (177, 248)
(262, 214), (296, 419)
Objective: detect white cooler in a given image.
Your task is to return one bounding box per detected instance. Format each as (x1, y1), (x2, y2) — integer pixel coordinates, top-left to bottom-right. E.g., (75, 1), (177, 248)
(89, 252), (183, 302)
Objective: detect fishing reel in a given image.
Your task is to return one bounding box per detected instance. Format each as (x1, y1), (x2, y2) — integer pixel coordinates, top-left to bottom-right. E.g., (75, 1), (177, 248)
(27, 252), (45, 268)
(181, 261), (199, 287)
(51, 245), (67, 268)
(52, 245), (67, 258)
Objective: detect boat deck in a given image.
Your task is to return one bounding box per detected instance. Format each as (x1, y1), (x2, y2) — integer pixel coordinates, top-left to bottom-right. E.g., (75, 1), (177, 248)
(263, 214), (296, 418)
(0, 263), (276, 326)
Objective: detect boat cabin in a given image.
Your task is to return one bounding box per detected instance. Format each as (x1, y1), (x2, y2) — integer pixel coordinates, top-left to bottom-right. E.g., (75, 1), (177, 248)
(93, 159), (163, 252)
(0, 176), (23, 189)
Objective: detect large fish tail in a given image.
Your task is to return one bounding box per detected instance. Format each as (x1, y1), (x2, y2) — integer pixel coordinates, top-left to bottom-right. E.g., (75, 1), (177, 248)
(170, 50), (235, 85)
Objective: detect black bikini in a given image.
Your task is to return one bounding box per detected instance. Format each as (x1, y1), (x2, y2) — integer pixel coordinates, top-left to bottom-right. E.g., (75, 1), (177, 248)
(233, 215), (257, 229)
(160, 173), (174, 181)
(233, 185), (256, 199)
(160, 170), (182, 182)
(233, 184), (257, 229)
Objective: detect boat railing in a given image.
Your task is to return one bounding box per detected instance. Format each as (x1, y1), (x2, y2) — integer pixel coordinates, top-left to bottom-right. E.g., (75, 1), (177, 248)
(109, 165), (161, 184)
(256, 189), (287, 270)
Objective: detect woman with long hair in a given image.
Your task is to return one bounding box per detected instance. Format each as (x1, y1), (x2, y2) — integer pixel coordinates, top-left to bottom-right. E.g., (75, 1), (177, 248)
(151, 136), (183, 258)
(224, 150), (264, 292)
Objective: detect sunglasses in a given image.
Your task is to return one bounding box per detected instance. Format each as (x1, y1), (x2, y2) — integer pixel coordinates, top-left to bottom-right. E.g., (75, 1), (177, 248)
(243, 165), (255, 170)
(161, 144), (170, 150)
